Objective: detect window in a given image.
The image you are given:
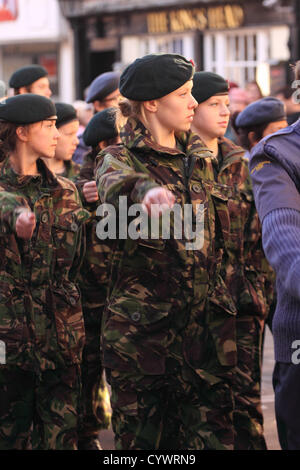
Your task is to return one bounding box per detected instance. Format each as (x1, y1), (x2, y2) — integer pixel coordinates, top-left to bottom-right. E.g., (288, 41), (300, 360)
(204, 28), (270, 88)
(122, 34), (194, 65)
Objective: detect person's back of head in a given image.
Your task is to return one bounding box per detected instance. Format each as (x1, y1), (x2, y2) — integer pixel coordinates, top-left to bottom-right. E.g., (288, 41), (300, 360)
(72, 100), (94, 129)
(245, 80), (264, 103)
(228, 87), (250, 114)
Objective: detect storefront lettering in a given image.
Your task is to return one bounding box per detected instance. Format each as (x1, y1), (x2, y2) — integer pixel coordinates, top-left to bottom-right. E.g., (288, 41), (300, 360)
(147, 5), (244, 34)
(147, 12), (169, 34)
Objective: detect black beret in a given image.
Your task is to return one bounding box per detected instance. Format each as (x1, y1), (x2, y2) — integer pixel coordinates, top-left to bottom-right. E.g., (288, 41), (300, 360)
(0, 94), (56, 124)
(86, 71), (120, 103)
(235, 97), (287, 128)
(120, 53), (194, 101)
(192, 72), (229, 104)
(9, 65), (48, 88)
(83, 107), (118, 147)
(55, 102), (78, 128)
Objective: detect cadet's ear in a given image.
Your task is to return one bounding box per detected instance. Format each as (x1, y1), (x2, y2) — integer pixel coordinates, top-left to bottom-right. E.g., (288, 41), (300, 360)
(18, 86), (29, 95)
(248, 131), (259, 148)
(143, 100), (158, 113)
(93, 100), (103, 112)
(16, 125), (29, 142)
(98, 141), (107, 150)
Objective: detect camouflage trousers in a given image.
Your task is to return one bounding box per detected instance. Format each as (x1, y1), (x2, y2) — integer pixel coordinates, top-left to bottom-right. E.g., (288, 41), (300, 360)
(233, 316), (267, 450)
(106, 369), (235, 450)
(79, 300), (111, 439)
(0, 365), (80, 450)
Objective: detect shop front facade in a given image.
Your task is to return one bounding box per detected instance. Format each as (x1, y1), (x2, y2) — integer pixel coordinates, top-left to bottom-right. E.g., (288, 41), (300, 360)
(0, 0), (75, 102)
(58, 0), (299, 98)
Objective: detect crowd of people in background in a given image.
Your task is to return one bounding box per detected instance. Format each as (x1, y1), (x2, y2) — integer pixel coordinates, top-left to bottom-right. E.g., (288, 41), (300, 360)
(0, 54), (299, 451)
(1, 66), (298, 163)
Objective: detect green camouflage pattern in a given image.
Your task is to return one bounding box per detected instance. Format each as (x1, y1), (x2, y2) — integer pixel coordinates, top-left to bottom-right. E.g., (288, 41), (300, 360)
(214, 137), (275, 449)
(75, 151), (112, 437)
(60, 159), (81, 182)
(0, 156), (90, 371)
(95, 117), (238, 449)
(109, 372), (234, 450)
(0, 365), (80, 450)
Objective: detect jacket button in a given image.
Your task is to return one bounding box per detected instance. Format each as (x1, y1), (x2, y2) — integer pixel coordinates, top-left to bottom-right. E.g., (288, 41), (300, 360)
(192, 184), (202, 193)
(69, 296), (77, 306)
(131, 311), (141, 322)
(71, 222), (78, 232)
(41, 212), (49, 223)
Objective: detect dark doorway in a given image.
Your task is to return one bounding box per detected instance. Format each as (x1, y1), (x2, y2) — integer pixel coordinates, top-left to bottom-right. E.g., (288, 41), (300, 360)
(89, 50), (116, 81)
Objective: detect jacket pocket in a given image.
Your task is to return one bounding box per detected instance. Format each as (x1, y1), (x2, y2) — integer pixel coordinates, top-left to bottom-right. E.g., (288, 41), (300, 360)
(52, 281), (85, 363)
(0, 275), (27, 364)
(209, 182), (231, 243)
(238, 267), (268, 319)
(102, 296), (173, 375)
(52, 208), (87, 272)
(206, 276), (237, 367)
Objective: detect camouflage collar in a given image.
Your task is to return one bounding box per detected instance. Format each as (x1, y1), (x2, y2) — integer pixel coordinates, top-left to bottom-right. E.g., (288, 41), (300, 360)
(121, 117), (212, 159)
(0, 156), (60, 189)
(217, 137), (245, 171)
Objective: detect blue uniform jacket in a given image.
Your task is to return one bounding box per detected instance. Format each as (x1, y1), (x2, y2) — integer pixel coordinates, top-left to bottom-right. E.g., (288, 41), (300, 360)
(249, 120), (300, 221)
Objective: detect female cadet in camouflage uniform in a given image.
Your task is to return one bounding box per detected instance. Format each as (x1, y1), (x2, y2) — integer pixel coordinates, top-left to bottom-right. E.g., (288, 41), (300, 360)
(191, 72), (276, 449)
(0, 94), (89, 450)
(74, 108), (122, 450)
(95, 54), (241, 450)
(44, 102), (81, 181)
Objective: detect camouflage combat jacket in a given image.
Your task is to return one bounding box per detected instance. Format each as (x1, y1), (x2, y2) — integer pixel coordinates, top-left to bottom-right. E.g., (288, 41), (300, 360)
(74, 150), (117, 306)
(215, 137), (275, 320)
(60, 160), (81, 182)
(0, 157), (89, 371)
(95, 118), (238, 376)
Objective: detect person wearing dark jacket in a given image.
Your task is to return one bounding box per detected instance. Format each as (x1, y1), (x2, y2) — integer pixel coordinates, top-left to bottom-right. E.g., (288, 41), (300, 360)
(75, 108), (121, 450)
(249, 60), (300, 450)
(94, 53), (244, 450)
(232, 96), (288, 160)
(0, 94), (89, 449)
(72, 72), (120, 165)
(191, 72), (275, 449)
(44, 103), (81, 181)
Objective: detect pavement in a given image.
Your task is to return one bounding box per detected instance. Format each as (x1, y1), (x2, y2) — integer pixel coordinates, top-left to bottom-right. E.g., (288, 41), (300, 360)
(261, 327), (281, 450)
(98, 326), (281, 450)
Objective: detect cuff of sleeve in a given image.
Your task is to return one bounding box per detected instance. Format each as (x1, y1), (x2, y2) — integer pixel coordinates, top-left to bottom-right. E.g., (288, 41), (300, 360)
(0, 206), (27, 235)
(12, 207), (29, 232)
(131, 179), (160, 204)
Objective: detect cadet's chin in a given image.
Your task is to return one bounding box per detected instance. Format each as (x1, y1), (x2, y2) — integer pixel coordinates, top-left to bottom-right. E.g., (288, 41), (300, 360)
(217, 129), (227, 138)
(177, 123), (192, 133)
(63, 153), (74, 161)
(43, 151), (56, 159)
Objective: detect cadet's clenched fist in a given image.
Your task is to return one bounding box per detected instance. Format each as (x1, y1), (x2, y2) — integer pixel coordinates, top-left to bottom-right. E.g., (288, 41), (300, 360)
(16, 210), (36, 239)
(83, 181), (99, 202)
(142, 187), (175, 218)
